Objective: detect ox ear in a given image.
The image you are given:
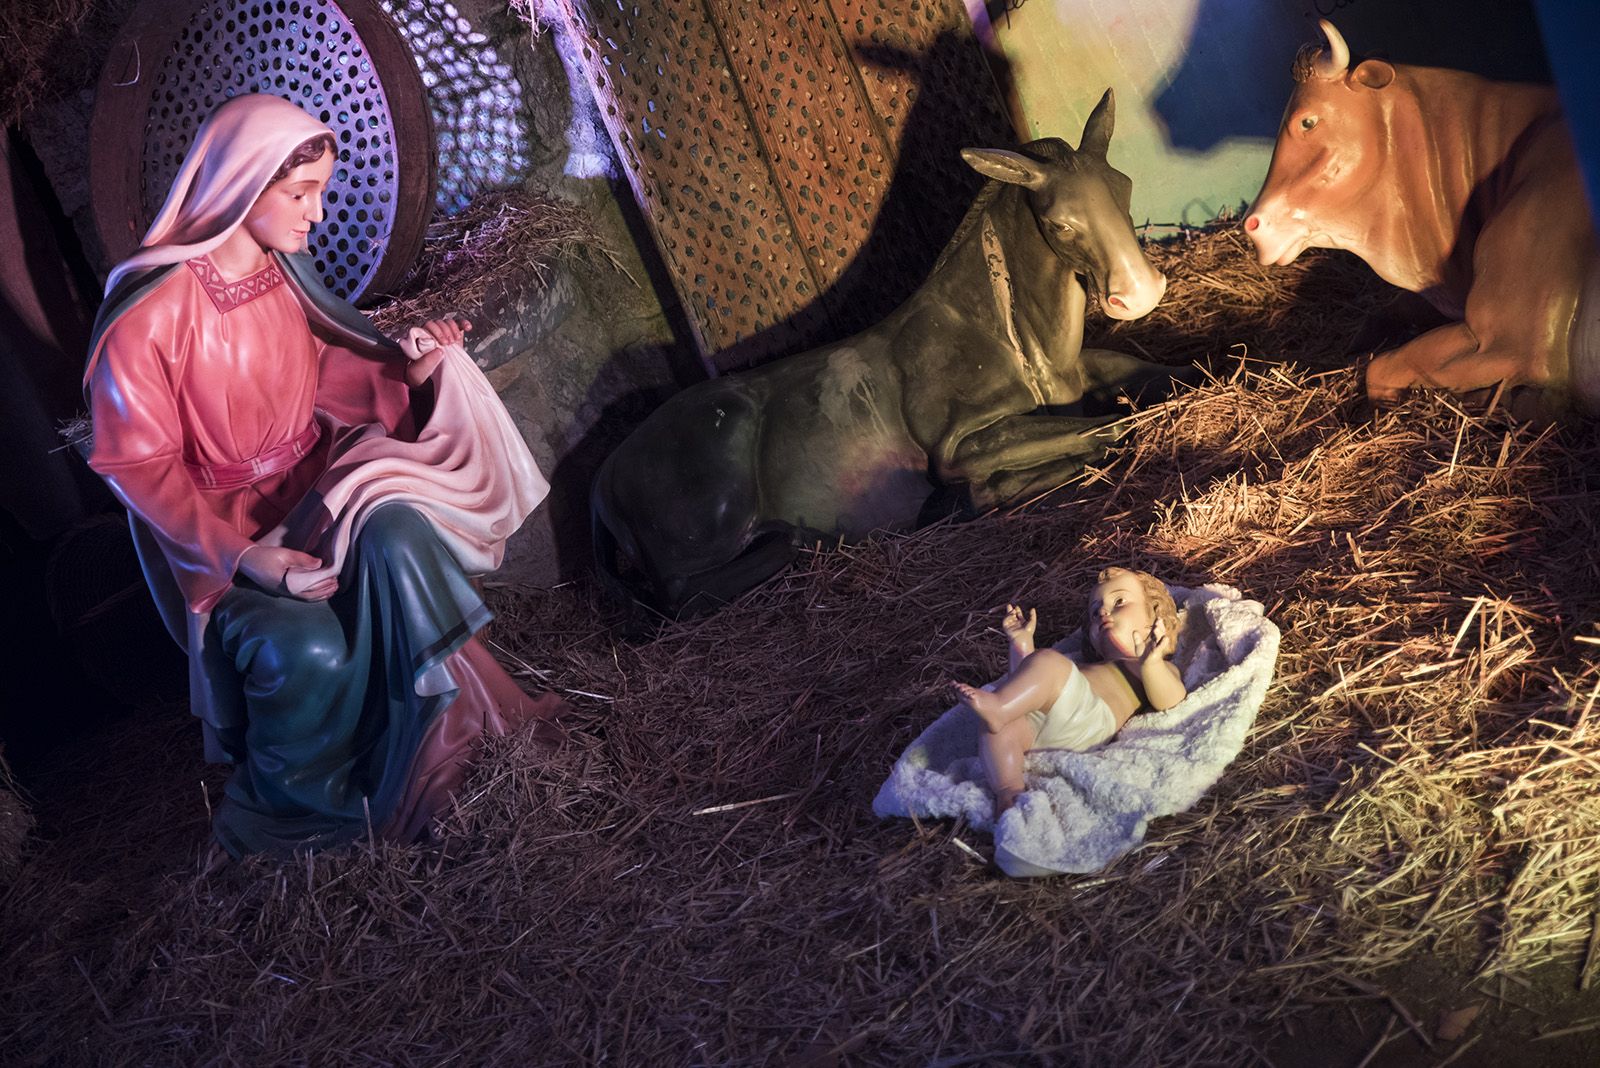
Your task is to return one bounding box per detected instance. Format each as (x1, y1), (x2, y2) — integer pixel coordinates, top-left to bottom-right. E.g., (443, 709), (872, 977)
(1080, 88), (1115, 159)
(1353, 58), (1395, 89)
(960, 148), (1047, 189)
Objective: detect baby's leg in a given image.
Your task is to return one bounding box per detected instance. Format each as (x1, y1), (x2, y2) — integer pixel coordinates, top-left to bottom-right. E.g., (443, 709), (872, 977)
(953, 649), (1074, 732)
(953, 650), (1073, 818)
(979, 714), (1037, 817)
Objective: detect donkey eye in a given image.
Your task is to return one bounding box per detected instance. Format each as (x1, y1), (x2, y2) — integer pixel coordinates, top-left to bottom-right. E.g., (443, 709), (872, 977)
(1300, 115), (1319, 132)
(1052, 220), (1076, 234)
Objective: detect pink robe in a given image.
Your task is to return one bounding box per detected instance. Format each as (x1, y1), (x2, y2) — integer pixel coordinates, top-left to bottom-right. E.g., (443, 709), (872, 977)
(88, 257), (412, 607)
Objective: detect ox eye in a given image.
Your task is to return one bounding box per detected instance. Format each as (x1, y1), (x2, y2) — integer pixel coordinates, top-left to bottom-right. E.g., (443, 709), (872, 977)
(1299, 115), (1319, 132)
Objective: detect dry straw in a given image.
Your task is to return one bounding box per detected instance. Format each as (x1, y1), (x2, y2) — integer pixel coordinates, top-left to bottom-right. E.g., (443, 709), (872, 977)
(0, 0), (97, 129)
(0, 749), (32, 885)
(365, 187), (622, 331)
(5, 229), (1599, 1065)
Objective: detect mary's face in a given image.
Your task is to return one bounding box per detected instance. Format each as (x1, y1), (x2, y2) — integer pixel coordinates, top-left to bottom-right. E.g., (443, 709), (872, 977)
(242, 149), (335, 255)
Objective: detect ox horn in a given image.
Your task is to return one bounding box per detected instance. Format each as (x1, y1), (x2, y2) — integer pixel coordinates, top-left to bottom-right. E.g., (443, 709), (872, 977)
(1315, 19), (1350, 78)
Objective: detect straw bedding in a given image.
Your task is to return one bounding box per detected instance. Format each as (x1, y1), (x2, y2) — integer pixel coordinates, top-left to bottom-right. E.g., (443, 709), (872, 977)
(365, 188), (620, 330)
(5, 229), (1600, 1065)
(0, 0), (97, 129)
(0, 751), (31, 886)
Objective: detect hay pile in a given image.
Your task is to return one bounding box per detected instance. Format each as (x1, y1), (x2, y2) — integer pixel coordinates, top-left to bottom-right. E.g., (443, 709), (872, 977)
(0, 749), (32, 885)
(366, 188), (620, 331)
(0, 0), (97, 129)
(5, 231), (1600, 1065)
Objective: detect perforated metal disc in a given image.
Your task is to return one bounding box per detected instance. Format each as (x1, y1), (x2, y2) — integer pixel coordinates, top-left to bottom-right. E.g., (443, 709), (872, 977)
(385, 0), (531, 214)
(93, 0), (435, 303)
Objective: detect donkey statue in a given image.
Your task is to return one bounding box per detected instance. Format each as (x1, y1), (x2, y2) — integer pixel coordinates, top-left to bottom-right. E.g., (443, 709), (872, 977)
(594, 89), (1188, 614)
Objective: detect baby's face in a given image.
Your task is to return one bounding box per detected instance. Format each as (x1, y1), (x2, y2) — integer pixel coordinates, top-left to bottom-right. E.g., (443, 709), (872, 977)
(1086, 573), (1155, 661)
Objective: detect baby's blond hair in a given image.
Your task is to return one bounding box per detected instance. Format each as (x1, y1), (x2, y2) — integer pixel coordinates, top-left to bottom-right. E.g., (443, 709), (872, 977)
(1082, 566), (1179, 659)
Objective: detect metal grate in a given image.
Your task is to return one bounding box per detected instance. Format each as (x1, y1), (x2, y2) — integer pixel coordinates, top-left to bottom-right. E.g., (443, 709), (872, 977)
(142, 0), (402, 298)
(383, 0), (532, 214)
(92, 0), (434, 303)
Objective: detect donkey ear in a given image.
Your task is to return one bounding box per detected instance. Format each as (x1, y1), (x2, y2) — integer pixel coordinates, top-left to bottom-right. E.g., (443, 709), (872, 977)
(1080, 88), (1115, 158)
(960, 147), (1047, 188)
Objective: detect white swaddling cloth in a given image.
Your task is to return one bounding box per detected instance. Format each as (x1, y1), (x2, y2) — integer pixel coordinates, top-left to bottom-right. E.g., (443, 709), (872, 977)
(1027, 663), (1118, 751)
(874, 584), (1280, 877)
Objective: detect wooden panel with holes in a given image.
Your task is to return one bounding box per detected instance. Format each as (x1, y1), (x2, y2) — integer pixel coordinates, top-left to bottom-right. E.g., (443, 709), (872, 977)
(553, 1), (827, 366)
(837, 0), (1017, 275)
(710, 0), (898, 334)
(551, 0), (1013, 369)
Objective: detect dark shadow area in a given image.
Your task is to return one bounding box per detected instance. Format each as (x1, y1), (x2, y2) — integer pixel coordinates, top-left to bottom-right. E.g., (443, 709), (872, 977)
(1536, 0), (1600, 220)
(1153, 0), (1551, 153)
(0, 508), (185, 768)
(1151, 1), (1305, 149)
(602, 173), (715, 388)
(546, 369), (678, 582)
(0, 122), (171, 771)
(713, 29), (1019, 370)
(1309, 0), (1550, 81)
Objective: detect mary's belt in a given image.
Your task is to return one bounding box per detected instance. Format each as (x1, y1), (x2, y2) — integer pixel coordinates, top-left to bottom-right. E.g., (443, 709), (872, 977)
(185, 421), (322, 490)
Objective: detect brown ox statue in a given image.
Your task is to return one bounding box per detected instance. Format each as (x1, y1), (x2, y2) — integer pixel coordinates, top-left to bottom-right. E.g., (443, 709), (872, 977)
(1245, 20), (1600, 415)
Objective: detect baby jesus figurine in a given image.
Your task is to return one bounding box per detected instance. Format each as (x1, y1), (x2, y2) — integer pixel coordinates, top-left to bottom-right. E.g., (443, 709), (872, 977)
(953, 567), (1188, 817)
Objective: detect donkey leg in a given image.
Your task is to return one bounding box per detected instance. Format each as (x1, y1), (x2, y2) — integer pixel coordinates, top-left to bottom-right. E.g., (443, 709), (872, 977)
(978, 453), (1112, 511)
(669, 529), (802, 617)
(947, 413), (1126, 511)
(950, 413), (1126, 479)
(1078, 348), (1201, 409)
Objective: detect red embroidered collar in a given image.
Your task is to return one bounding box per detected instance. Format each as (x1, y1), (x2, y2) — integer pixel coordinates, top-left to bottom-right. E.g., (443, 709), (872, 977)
(187, 256), (285, 313)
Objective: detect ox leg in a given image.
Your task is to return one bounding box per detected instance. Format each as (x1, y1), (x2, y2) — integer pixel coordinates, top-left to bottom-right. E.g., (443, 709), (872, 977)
(1367, 321), (1553, 412)
(947, 413), (1126, 511)
(1367, 183), (1588, 417)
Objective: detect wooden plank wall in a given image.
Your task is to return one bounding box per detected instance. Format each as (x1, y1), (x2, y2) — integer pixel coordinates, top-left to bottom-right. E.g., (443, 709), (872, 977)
(551, 0), (1014, 370)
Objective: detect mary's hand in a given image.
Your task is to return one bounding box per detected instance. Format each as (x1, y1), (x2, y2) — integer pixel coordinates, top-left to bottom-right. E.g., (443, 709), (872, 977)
(238, 544), (338, 601)
(399, 316), (472, 387)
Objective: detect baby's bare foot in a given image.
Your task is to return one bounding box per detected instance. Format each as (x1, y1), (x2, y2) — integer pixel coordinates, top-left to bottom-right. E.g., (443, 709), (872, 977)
(952, 681), (1000, 721)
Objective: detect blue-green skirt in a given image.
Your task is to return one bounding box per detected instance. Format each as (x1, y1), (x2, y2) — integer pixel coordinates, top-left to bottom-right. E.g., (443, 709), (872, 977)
(208, 504), (489, 857)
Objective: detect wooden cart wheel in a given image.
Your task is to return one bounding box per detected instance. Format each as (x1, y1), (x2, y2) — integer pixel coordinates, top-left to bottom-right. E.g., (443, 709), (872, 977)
(89, 0), (435, 304)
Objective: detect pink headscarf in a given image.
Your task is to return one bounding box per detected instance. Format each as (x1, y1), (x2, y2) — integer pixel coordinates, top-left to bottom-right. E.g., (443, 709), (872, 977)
(104, 94), (332, 295)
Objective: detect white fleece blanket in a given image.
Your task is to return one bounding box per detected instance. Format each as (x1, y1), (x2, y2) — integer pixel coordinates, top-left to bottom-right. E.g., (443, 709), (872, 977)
(873, 584), (1279, 878)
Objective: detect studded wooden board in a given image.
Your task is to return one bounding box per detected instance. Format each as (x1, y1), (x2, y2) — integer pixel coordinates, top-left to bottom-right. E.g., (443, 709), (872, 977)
(550, 0), (1014, 368)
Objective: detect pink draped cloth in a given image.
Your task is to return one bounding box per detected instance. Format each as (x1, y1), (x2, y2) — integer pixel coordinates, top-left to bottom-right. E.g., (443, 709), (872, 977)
(264, 340), (550, 602)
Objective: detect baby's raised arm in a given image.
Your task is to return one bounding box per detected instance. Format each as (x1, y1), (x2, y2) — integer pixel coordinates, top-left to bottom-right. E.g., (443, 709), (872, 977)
(1001, 603), (1036, 673)
(1137, 619), (1186, 711)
